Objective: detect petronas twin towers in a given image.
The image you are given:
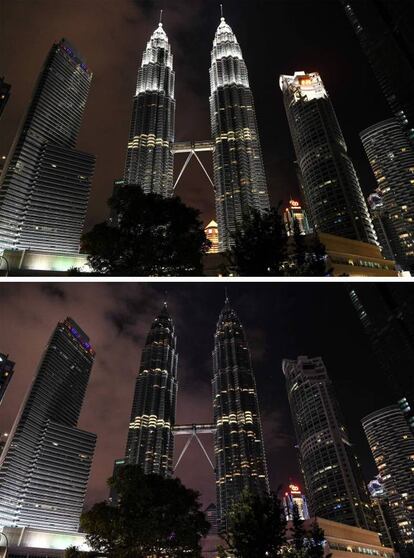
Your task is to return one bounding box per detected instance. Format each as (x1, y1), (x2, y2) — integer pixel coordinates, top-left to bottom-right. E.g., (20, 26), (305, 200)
(117, 299), (269, 531)
(124, 15), (270, 251)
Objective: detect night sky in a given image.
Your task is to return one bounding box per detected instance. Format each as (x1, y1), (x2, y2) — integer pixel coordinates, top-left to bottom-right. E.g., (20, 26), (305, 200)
(1, 0), (392, 231)
(0, 283), (407, 510)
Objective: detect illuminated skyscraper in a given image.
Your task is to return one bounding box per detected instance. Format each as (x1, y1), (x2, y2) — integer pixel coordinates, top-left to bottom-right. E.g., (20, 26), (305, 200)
(0, 353), (14, 405)
(123, 303), (178, 476)
(124, 19), (175, 195)
(280, 72), (377, 245)
(0, 78), (10, 119)
(283, 483), (310, 521)
(360, 118), (414, 269)
(283, 356), (372, 529)
(205, 220), (219, 254)
(210, 16), (270, 251)
(0, 39), (95, 254)
(362, 406), (414, 550)
(340, 0), (414, 145)
(212, 297), (269, 530)
(0, 318), (96, 532)
(368, 476), (399, 551)
(283, 199), (312, 236)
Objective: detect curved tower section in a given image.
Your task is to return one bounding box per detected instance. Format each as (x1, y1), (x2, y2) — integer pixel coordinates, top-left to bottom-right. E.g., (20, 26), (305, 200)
(212, 297), (269, 530)
(124, 22), (175, 196)
(125, 303), (178, 476)
(210, 17), (270, 251)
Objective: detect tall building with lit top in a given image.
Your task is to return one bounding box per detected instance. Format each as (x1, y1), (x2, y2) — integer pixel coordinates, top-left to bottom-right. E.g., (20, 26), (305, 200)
(0, 354), (14, 405)
(212, 296), (269, 530)
(282, 356), (372, 529)
(124, 20), (175, 195)
(210, 17), (270, 251)
(123, 303), (178, 476)
(0, 78), (11, 119)
(360, 118), (414, 269)
(283, 483), (310, 521)
(362, 405), (414, 550)
(0, 39), (95, 254)
(205, 220), (219, 254)
(280, 72), (377, 246)
(0, 318), (96, 532)
(283, 199), (312, 236)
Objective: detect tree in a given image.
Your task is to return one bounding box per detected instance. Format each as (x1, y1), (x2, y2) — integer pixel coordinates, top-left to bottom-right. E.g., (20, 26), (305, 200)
(80, 465), (210, 558)
(306, 519), (328, 558)
(292, 504), (306, 551)
(82, 185), (210, 276)
(222, 490), (287, 558)
(229, 207), (287, 276)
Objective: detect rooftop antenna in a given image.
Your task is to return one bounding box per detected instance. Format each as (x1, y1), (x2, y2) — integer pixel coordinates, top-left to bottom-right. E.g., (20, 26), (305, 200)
(159, 9), (163, 25)
(220, 3), (224, 19)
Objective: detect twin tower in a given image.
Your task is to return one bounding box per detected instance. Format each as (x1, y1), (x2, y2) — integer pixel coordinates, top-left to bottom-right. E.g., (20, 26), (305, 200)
(117, 299), (269, 530)
(124, 15), (270, 251)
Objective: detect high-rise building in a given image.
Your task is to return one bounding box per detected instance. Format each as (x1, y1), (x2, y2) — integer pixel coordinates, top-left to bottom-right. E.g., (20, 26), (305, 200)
(0, 353), (14, 405)
(360, 118), (414, 269)
(124, 20), (175, 195)
(366, 191), (405, 265)
(348, 285), (414, 429)
(280, 72), (377, 245)
(362, 405), (414, 550)
(205, 220), (219, 254)
(0, 78), (11, 119)
(368, 476), (399, 551)
(210, 16), (270, 251)
(282, 356), (372, 529)
(0, 318), (96, 532)
(205, 503), (218, 535)
(0, 39), (95, 254)
(283, 483), (310, 521)
(340, 0), (414, 146)
(212, 296), (269, 530)
(283, 199), (312, 236)
(122, 303), (178, 476)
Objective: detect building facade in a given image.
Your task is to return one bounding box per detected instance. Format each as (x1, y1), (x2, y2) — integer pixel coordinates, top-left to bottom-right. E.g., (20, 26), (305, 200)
(124, 21), (175, 196)
(340, 0), (414, 146)
(210, 17), (270, 251)
(283, 483), (310, 521)
(280, 72), (377, 245)
(0, 353), (14, 405)
(205, 220), (219, 254)
(212, 297), (269, 530)
(0, 78), (11, 119)
(368, 476), (399, 551)
(360, 118), (414, 269)
(123, 303), (178, 476)
(282, 356), (372, 529)
(0, 318), (96, 532)
(362, 406), (414, 551)
(0, 39), (95, 254)
(283, 199), (312, 236)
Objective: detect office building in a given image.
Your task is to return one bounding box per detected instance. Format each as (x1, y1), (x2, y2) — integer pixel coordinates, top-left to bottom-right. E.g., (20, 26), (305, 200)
(283, 199), (312, 236)
(122, 303), (178, 476)
(213, 296), (269, 530)
(368, 477), (399, 550)
(280, 72), (377, 245)
(205, 220), (219, 254)
(360, 118), (414, 269)
(282, 356), (372, 529)
(283, 483), (310, 521)
(0, 318), (96, 532)
(210, 16), (270, 251)
(0, 39), (95, 254)
(0, 353), (14, 405)
(362, 405), (414, 549)
(124, 20), (175, 195)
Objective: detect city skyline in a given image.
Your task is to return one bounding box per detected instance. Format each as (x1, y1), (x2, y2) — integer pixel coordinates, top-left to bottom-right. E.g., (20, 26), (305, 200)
(0, 0), (398, 233)
(0, 283), (410, 512)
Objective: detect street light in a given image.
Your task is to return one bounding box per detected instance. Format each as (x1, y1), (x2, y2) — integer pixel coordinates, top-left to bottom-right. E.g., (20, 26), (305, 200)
(0, 532), (8, 558)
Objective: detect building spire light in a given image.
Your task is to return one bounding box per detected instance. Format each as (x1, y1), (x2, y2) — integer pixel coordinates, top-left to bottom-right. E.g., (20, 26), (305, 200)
(159, 9), (163, 25)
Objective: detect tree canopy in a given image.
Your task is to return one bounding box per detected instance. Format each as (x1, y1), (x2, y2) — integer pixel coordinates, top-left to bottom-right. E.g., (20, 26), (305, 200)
(80, 465), (210, 558)
(82, 185), (210, 276)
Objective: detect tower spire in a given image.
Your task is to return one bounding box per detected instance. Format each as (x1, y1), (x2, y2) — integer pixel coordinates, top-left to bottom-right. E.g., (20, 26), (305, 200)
(224, 287), (229, 304)
(159, 9), (163, 25)
(220, 3), (224, 19)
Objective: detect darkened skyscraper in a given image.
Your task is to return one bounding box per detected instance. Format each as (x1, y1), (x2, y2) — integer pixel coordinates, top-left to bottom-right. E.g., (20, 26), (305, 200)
(341, 0), (414, 145)
(0, 39), (95, 254)
(0, 318), (96, 532)
(0, 353), (14, 405)
(210, 17), (270, 251)
(212, 297), (269, 530)
(362, 406), (414, 550)
(123, 303), (178, 476)
(124, 20), (175, 196)
(280, 72), (377, 245)
(283, 356), (372, 529)
(0, 78), (11, 119)
(349, 285), (414, 429)
(360, 118), (414, 269)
